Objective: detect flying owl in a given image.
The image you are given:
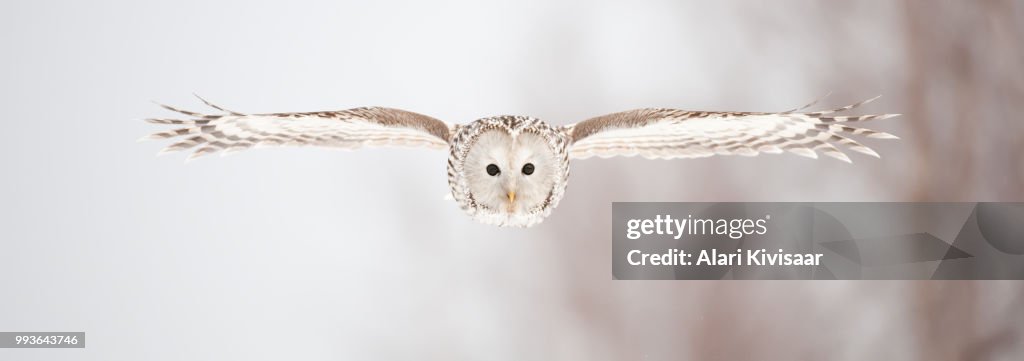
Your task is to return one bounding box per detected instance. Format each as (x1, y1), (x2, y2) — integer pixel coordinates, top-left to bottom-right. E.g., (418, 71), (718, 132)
(142, 95), (899, 227)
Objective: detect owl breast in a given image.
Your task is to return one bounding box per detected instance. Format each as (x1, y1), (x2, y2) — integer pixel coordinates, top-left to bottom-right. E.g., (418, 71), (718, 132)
(447, 115), (571, 227)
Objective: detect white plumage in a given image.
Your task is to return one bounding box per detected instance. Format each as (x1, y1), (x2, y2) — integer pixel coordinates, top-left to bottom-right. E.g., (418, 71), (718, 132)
(142, 95), (900, 227)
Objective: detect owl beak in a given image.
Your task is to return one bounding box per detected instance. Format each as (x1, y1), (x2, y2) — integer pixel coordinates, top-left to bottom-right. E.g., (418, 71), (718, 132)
(507, 191), (516, 211)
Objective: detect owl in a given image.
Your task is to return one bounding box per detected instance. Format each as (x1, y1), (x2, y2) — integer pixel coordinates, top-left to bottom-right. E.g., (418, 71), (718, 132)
(142, 95), (899, 227)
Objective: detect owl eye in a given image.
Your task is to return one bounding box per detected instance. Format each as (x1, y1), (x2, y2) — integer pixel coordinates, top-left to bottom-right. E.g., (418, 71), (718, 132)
(522, 163), (535, 175)
(486, 164), (500, 176)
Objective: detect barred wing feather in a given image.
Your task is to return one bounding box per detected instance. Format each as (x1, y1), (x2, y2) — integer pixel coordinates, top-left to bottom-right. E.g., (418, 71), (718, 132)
(141, 97), (453, 161)
(565, 97), (899, 163)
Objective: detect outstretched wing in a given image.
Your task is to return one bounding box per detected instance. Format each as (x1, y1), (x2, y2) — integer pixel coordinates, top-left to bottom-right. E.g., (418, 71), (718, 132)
(142, 97), (454, 160)
(564, 96), (900, 162)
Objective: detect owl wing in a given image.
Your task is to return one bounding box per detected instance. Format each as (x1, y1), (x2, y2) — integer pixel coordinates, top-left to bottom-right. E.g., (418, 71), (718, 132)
(142, 96), (454, 160)
(564, 97), (900, 162)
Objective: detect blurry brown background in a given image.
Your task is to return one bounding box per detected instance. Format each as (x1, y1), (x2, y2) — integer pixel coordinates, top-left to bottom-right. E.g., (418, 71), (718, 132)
(0, 0), (1021, 360)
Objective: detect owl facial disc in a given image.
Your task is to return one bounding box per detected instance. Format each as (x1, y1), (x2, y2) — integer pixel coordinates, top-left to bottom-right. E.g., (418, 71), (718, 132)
(447, 116), (570, 227)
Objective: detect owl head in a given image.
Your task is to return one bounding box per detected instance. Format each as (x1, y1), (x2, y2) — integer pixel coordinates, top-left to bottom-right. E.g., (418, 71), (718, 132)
(448, 116), (570, 227)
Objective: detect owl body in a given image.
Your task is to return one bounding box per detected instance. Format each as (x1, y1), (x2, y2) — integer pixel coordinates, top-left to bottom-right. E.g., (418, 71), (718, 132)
(142, 95), (900, 228)
(447, 116), (570, 227)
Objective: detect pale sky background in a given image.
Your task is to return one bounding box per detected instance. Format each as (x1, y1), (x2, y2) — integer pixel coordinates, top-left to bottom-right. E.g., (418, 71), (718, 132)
(1, 1), (1022, 360)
